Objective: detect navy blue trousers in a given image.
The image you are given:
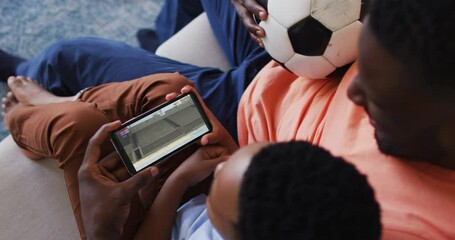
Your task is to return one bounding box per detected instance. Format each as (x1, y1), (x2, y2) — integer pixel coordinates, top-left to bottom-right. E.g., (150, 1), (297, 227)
(15, 0), (271, 140)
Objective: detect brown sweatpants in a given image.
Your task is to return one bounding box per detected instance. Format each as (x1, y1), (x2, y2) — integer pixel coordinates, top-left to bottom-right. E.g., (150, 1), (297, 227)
(8, 73), (198, 239)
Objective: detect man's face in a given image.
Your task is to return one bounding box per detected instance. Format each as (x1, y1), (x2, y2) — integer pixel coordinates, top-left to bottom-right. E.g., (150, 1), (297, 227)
(206, 143), (269, 240)
(347, 22), (448, 162)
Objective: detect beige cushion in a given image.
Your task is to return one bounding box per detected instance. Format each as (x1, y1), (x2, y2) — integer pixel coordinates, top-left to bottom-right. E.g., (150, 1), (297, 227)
(0, 136), (79, 239)
(156, 13), (231, 72)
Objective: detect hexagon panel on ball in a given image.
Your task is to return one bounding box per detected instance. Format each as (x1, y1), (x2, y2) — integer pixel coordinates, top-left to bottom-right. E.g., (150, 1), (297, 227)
(310, 0), (362, 31)
(285, 54), (336, 79)
(259, 16), (295, 63)
(324, 20), (362, 67)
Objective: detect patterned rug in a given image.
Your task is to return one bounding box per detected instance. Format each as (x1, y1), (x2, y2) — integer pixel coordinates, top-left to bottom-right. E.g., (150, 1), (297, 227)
(0, 0), (163, 141)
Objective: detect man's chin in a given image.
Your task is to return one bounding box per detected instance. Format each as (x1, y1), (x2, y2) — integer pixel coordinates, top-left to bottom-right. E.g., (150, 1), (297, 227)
(374, 131), (409, 159)
(374, 131), (435, 161)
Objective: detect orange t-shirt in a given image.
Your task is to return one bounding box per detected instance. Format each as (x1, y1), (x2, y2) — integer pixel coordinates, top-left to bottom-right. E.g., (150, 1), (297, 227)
(238, 61), (455, 239)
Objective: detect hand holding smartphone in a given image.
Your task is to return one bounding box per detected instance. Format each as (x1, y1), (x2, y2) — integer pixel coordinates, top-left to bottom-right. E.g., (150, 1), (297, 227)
(110, 92), (212, 175)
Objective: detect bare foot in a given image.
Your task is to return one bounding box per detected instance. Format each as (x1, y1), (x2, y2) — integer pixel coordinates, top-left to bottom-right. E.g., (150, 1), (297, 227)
(2, 91), (19, 129)
(1, 90), (44, 160)
(7, 76), (73, 105)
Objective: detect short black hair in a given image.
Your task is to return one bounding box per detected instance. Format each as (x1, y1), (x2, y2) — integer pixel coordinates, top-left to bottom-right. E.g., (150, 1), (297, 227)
(368, 0), (455, 90)
(238, 141), (381, 240)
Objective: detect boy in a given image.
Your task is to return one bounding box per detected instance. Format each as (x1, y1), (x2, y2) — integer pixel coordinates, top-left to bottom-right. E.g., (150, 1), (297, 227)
(134, 140), (381, 239)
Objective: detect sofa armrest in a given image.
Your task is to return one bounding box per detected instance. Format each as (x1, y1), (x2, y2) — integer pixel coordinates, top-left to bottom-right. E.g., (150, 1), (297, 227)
(0, 136), (79, 239)
(156, 12), (231, 72)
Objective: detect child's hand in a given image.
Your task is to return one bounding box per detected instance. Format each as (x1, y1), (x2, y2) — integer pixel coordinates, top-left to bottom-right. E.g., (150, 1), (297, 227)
(166, 86), (239, 154)
(171, 145), (228, 189)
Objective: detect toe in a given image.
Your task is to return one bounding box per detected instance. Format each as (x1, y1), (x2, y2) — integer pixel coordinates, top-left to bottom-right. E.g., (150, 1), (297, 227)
(6, 91), (18, 103)
(27, 77), (43, 88)
(1, 102), (8, 112)
(7, 76), (18, 85)
(16, 76), (28, 84)
(15, 76), (25, 83)
(7, 76), (16, 84)
(7, 76), (23, 88)
(1, 96), (11, 106)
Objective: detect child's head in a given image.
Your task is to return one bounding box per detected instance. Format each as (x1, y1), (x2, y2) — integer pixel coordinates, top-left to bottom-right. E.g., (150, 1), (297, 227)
(206, 141), (381, 240)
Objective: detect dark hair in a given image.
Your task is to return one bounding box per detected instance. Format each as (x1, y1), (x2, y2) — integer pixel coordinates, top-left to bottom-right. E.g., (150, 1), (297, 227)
(238, 141), (381, 240)
(368, 0), (455, 90)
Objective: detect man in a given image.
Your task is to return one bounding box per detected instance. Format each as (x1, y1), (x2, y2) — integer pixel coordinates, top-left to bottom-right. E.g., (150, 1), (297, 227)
(236, 0), (455, 238)
(79, 0), (455, 239)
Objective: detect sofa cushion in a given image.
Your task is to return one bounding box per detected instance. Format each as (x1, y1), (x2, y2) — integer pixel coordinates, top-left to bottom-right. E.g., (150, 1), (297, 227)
(0, 135), (79, 239)
(156, 13), (231, 72)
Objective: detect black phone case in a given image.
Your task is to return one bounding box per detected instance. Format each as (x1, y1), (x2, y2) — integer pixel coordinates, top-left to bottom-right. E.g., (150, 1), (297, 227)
(110, 92), (212, 175)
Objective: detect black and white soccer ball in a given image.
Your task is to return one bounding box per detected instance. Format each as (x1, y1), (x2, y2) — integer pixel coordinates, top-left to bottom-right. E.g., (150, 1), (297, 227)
(255, 0), (369, 79)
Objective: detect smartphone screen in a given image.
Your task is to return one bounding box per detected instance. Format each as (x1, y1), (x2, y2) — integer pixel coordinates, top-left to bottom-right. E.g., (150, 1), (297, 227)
(110, 92), (212, 174)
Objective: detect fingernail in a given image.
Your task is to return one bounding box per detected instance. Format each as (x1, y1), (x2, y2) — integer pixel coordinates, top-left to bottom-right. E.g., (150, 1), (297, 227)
(150, 167), (159, 177)
(256, 30), (265, 37)
(181, 86), (190, 93)
(259, 11), (267, 20)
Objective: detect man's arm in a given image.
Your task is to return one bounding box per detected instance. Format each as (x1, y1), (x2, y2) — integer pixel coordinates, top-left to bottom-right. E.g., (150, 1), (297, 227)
(135, 146), (228, 240)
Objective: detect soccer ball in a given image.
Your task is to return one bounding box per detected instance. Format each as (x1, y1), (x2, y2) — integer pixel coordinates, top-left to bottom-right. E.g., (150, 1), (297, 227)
(255, 0), (368, 79)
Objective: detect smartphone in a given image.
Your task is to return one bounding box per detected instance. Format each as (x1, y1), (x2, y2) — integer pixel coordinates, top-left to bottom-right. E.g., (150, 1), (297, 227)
(110, 92), (212, 175)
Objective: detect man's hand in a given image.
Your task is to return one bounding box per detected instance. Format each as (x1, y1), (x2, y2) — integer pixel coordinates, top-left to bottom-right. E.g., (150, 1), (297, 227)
(232, 0), (268, 47)
(166, 86), (239, 154)
(171, 145), (229, 189)
(78, 121), (159, 240)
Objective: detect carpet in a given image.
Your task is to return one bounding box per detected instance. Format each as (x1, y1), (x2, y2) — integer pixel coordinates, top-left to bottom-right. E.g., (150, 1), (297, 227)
(0, 0), (163, 141)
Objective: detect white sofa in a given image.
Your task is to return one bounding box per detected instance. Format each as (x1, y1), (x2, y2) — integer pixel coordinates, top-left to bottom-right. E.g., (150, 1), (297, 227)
(0, 13), (229, 239)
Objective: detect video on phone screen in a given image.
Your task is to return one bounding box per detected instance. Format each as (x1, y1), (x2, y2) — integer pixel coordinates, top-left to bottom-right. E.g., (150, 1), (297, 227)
(114, 95), (209, 171)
